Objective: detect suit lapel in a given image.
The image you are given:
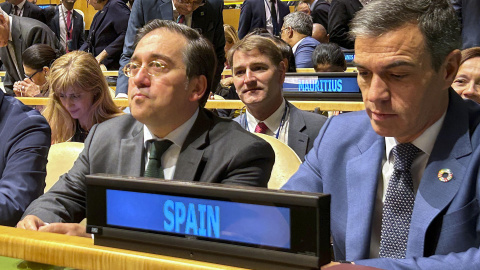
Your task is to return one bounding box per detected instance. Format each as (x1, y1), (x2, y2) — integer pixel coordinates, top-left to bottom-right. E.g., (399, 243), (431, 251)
(345, 132), (384, 260)
(11, 17), (24, 79)
(158, 0), (174, 20)
(22, 3), (30, 17)
(287, 103), (309, 157)
(191, 5), (207, 32)
(118, 121), (145, 177)
(53, 7), (61, 35)
(407, 91), (472, 257)
(174, 110), (211, 181)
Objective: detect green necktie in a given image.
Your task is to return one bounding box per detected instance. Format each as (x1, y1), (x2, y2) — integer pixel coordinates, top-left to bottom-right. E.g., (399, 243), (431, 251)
(144, 140), (173, 179)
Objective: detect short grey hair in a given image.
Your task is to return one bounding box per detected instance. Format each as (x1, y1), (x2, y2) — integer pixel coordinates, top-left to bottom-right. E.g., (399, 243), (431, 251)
(283, 12), (313, 36)
(135, 20), (216, 107)
(350, 0), (461, 71)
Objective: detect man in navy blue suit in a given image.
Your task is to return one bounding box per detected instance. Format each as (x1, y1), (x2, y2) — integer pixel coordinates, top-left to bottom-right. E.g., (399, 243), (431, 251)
(45, 0), (85, 52)
(0, 91), (50, 226)
(283, 0), (480, 268)
(237, 0), (290, 39)
(280, 12), (319, 68)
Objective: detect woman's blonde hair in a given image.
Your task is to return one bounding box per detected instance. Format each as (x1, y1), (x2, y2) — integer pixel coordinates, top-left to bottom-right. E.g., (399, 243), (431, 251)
(42, 51), (123, 144)
(224, 24), (239, 45)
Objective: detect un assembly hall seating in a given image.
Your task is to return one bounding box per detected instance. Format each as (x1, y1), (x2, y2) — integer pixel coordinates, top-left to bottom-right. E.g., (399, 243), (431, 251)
(0, 0), (370, 269)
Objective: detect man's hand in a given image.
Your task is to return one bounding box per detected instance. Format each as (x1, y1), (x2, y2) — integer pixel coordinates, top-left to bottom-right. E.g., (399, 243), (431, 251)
(16, 215), (47, 231)
(38, 223), (92, 238)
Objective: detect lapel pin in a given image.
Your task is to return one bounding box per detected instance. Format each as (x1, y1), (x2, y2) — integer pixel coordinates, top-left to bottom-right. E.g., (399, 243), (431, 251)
(437, 168), (453, 182)
(200, 11), (204, 16)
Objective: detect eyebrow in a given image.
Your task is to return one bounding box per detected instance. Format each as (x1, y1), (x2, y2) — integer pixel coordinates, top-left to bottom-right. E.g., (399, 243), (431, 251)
(353, 60), (416, 70)
(131, 53), (175, 65)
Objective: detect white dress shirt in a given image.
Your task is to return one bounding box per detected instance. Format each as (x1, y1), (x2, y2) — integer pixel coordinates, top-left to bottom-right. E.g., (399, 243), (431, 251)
(58, 4), (74, 51)
(369, 112), (446, 258)
(245, 98), (290, 144)
(263, 0), (279, 35)
(143, 109), (199, 180)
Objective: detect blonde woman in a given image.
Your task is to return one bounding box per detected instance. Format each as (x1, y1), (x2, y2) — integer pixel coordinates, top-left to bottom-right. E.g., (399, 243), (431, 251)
(42, 51), (123, 144)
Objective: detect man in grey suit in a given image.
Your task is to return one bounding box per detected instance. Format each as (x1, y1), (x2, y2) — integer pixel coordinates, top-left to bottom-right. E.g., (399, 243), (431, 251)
(17, 20), (275, 237)
(230, 35), (326, 161)
(0, 10), (61, 95)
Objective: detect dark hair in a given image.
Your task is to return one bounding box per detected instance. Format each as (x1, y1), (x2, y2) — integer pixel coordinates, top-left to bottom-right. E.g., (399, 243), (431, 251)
(312, 43), (346, 72)
(135, 19), (217, 107)
(243, 32), (297, 72)
(22, 44), (60, 70)
(350, 0), (461, 71)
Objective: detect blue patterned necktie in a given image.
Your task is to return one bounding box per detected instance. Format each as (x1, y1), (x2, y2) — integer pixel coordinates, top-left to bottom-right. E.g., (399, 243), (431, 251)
(144, 140), (173, 179)
(379, 143), (420, 258)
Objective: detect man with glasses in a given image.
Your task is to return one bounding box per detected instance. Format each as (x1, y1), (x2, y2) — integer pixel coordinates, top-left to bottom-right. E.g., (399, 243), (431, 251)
(115, 0), (225, 98)
(0, 9), (62, 95)
(280, 12), (320, 68)
(17, 20), (274, 237)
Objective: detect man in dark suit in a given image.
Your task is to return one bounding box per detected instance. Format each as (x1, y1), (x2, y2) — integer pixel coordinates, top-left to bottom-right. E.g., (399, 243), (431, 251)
(45, 0), (85, 52)
(17, 20), (274, 237)
(283, 0), (480, 268)
(0, 91), (50, 226)
(303, 0), (329, 30)
(281, 12), (320, 68)
(115, 0), (225, 97)
(230, 35), (326, 161)
(327, 0), (362, 49)
(451, 0), (480, 49)
(237, 0), (290, 39)
(0, 10), (62, 95)
(0, 0), (46, 23)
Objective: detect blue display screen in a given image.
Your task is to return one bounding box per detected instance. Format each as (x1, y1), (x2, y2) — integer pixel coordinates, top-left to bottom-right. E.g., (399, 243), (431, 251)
(106, 189), (291, 249)
(283, 75), (360, 93)
(344, 53), (355, 63)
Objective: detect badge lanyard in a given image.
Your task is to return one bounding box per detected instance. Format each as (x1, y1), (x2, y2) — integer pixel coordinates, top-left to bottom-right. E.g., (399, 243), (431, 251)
(244, 101), (289, 139)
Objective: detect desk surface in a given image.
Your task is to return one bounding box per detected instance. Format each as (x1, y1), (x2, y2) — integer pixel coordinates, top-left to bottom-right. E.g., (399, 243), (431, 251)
(0, 226), (247, 270)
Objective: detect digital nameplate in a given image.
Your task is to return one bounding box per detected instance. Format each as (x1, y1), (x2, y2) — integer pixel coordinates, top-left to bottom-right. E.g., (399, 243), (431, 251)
(344, 53), (355, 63)
(283, 75), (359, 93)
(106, 189), (291, 249)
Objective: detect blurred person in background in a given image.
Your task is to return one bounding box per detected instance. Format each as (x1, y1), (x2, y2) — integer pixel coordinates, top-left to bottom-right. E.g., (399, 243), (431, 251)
(312, 42), (346, 72)
(80, 0), (130, 70)
(42, 51), (123, 144)
(13, 44), (60, 100)
(452, 47), (480, 103)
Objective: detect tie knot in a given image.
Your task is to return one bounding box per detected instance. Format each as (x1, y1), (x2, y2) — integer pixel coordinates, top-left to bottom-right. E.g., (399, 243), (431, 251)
(149, 140), (173, 160)
(392, 143), (420, 171)
(67, 10), (72, 15)
(255, 122), (269, 134)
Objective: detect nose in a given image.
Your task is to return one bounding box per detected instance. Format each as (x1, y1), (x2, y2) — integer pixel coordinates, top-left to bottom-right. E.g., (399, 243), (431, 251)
(132, 65), (151, 89)
(364, 74), (390, 103)
(244, 69), (256, 86)
(461, 82), (477, 97)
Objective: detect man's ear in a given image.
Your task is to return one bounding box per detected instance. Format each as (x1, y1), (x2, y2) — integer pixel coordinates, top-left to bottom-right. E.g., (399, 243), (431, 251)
(441, 49), (461, 88)
(279, 59), (287, 82)
(188, 75), (208, 102)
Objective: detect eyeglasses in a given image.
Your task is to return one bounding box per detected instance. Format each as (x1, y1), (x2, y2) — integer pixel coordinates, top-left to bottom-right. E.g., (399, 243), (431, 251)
(24, 69), (42, 82)
(176, 0), (205, 7)
(123, 61), (184, 78)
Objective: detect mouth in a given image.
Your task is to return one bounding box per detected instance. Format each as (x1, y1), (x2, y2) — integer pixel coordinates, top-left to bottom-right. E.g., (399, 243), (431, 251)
(242, 88), (262, 94)
(369, 110), (396, 121)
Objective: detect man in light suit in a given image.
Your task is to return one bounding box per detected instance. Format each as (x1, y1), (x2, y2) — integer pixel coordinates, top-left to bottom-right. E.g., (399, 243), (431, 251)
(230, 35), (326, 161)
(17, 20), (275, 237)
(0, 91), (50, 226)
(0, 10), (62, 95)
(283, 0), (480, 268)
(115, 0), (225, 97)
(0, 0), (46, 23)
(281, 12), (320, 69)
(45, 0), (85, 52)
(237, 0), (290, 39)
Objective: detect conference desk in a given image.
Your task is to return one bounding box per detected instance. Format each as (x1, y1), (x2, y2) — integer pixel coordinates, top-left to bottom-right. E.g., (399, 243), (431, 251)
(0, 225), (247, 270)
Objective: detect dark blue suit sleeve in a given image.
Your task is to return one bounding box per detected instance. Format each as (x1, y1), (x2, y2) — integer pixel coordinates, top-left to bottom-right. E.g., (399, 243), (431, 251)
(102, 1), (130, 62)
(116, 0), (145, 95)
(238, 0), (253, 39)
(0, 106), (50, 226)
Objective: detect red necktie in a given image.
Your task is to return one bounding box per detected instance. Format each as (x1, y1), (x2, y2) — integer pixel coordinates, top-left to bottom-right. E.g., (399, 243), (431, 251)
(255, 122), (269, 134)
(177, 15), (185, 24)
(66, 10), (72, 52)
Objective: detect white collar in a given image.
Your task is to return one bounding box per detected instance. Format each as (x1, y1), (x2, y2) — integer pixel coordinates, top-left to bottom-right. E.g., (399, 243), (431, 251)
(292, 37), (306, 54)
(144, 108), (199, 149)
(246, 98), (286, 133)
(385, 111), (447, 160)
